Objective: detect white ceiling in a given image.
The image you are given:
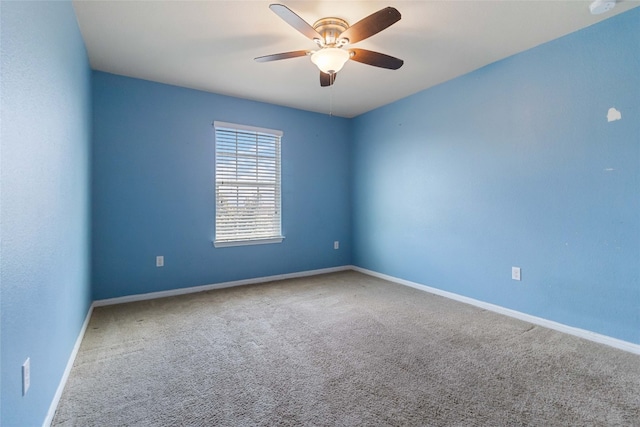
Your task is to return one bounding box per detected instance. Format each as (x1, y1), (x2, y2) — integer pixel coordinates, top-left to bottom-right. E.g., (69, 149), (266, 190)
(72, 0), (639, 118)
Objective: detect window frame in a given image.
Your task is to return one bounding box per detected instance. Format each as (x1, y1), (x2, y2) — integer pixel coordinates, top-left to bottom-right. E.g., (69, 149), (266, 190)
(213, 121), (284, 248)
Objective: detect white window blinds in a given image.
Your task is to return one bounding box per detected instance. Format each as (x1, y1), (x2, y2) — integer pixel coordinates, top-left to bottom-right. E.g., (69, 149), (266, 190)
(214, 121), (283, 247)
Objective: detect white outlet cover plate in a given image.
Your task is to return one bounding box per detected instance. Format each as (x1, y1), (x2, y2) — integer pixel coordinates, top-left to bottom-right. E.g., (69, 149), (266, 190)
(512, 267), (521, 281)
(22, 357), (30, 396)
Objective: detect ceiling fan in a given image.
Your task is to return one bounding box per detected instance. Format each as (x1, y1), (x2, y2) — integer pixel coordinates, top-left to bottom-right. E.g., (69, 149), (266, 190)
(255, 4), (404, 87)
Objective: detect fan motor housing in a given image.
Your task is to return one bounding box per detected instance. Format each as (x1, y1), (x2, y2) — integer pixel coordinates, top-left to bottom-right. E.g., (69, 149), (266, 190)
(313, 17), (349, 46)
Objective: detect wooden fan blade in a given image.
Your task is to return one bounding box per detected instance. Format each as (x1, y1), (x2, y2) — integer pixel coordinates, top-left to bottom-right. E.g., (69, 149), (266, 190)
(269, 4), (322, 41)
(339, 7), (401, 45)
(349, 48), (404, 70)
(320, 72), (337, 87)
(255, 50), (309, 63)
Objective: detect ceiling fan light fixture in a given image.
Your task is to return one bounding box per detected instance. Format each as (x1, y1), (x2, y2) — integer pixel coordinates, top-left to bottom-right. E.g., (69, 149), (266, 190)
(257, 5), (404, 87)
(311, 48), (350, 74)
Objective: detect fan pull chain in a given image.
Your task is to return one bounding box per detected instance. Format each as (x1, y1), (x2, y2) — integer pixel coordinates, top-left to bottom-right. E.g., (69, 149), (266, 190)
(329, 84), (333, 117)
(329, 73), (334, 117)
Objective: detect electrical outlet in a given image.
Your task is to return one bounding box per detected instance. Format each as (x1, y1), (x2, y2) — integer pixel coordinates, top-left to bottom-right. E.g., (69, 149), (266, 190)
(512, 267), (521, 281)
(156, 256), (164, 267)
(22, 358), (30, 396)
(334, 241), (339, 250)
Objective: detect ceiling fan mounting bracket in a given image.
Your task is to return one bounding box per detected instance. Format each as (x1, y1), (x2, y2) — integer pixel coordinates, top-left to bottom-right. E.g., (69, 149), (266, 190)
(313, 17), (349, 47)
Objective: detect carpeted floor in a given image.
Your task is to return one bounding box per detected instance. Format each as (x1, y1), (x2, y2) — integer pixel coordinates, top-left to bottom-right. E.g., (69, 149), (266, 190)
(53, 271), (640, 426)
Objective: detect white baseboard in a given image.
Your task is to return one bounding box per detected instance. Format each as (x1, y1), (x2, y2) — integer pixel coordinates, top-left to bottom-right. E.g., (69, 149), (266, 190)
(352, 266), (640, 355)
(93, 265), (352, 307)
(43, 303), (94, 427)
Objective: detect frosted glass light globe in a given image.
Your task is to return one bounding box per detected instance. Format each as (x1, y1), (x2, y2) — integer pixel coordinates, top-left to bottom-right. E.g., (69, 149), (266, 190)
(311, 48), (350, 74)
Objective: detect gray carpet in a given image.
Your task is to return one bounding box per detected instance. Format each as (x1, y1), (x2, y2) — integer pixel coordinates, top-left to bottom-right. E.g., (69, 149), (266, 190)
(53, 271), (640, 426)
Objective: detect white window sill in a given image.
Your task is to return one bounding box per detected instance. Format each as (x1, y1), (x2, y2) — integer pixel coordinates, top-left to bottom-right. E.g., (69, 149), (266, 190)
(213, 236), (284, 248)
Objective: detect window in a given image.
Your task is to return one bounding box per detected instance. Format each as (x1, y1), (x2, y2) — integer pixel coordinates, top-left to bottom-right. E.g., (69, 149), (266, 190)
(214, 121), (283, 247)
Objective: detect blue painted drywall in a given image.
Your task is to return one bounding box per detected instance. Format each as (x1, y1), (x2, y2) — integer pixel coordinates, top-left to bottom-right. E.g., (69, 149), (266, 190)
(1, 5), (636, 425)
(351, 9), (640, 344)
(91, 72), (351, 300)
(0, 1), (92, 425)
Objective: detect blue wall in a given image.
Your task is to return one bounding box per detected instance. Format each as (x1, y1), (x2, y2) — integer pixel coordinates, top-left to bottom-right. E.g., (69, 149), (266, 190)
(1, 4), (637, 425)
(1, 2), (92, 425)
(91, 72), (351, 300)
(352, 9), (640, 344)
